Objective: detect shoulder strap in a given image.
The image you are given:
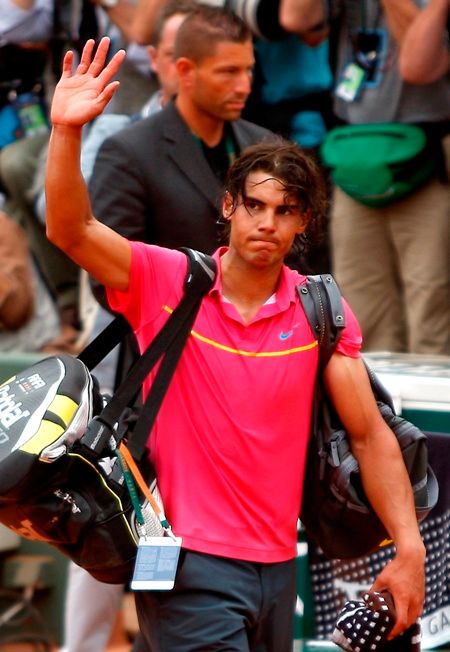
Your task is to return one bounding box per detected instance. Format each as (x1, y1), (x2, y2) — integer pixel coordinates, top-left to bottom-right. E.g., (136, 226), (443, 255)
(126, 248), (216, 460)
(80, 248), (216, 459)
(77, 248), (216, 371)
(297, 274), (346, 370)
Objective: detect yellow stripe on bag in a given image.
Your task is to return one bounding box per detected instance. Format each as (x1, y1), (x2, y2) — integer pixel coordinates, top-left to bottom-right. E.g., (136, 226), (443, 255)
(20, 394), (77, 454)
(0, 375), (16, 388)
(48, 394), (78, 424)
(20, 420), (64, 454)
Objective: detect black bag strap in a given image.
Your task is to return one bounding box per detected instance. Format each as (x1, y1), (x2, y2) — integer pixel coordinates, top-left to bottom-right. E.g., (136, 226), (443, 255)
(125, 302), (197, 461)
(298, 275), (396, 412)
(77, 312), (131, 370)
(79, 248), (216, 459)
(297, 274), (346, 369)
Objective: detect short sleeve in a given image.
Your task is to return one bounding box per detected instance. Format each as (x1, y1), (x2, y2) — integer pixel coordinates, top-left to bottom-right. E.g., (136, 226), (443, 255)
(336, 298), (363, 358)
(107, 242), (187, 331)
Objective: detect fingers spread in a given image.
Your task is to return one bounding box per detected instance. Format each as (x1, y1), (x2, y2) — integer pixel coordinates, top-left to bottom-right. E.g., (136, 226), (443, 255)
(97, 49), (126, 86)
(88, 36), (112, 76)
(61, 50), (74, 76)
(77, 39), (97, 73)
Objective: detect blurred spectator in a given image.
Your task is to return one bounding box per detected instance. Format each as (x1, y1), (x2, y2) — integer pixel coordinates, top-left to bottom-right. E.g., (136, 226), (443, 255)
(281, 0), (450, 355)
(1, 0), (52, 43)
(94, 0), (157, 116)
(0, 0), (83, 347)
(244, 36), (333, 150)
(0, 210), (33, 332)
(0, 210), (59, 352)
(128, 0), (166, 45)
(399, 0), (450, 83)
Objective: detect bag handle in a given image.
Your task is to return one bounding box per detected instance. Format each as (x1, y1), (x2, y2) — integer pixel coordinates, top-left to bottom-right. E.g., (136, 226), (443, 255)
(297, 274), (346, 369)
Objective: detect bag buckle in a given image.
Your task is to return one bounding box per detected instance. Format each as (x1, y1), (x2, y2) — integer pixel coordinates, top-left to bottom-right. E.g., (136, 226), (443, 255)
(80, 416), (114, 456)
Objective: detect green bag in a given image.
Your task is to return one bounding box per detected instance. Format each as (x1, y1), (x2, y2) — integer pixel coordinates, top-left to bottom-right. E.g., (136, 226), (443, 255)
(320, 123), (435, 207)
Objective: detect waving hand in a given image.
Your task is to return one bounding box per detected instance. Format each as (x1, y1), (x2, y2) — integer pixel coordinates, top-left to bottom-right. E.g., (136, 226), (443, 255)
(51, 37), (126, 128)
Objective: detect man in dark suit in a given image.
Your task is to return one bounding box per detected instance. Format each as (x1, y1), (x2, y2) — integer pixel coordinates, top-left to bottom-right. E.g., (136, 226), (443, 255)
(88, 4), (272, 261)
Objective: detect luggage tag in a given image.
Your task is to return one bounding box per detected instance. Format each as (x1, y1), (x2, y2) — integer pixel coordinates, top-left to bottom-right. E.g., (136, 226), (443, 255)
(131, 535), (182, 590)
(335, 62), (366, 102)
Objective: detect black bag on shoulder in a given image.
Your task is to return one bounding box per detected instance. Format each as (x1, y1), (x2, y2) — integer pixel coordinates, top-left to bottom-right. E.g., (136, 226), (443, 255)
(298, 274), (439, 559)
(0, 249), (216, 583)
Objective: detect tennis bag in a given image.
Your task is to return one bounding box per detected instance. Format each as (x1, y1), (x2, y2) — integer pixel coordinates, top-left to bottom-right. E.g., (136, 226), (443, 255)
(320, 123), (435, 207)
(298, 275), (439, 559)
(0, 249), (216, 583)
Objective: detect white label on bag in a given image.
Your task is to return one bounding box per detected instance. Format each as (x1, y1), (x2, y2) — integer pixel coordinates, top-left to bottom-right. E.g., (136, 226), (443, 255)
(131, 536), (182, 591)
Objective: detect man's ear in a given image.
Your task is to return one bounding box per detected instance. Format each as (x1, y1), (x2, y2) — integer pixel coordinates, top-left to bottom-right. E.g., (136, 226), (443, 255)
(148, 46), (157, 75)
(175, 57), (195, 83)
(222, 192), (234, 220)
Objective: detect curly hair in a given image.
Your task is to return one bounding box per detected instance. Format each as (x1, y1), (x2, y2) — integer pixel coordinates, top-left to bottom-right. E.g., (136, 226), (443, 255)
(222, 138), (328, 259)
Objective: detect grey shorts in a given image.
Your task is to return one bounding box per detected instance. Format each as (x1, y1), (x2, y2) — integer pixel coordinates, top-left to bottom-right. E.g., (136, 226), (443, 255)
(134, 549), (297, 652)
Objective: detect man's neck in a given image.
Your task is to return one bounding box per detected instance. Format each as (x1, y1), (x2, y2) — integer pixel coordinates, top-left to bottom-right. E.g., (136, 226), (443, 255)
(220, 251), (284, 324)
(176, 95), (225, 147)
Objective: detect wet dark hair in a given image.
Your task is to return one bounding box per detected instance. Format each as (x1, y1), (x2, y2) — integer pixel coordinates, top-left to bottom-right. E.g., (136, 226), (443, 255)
(222, 138), (328, 260)
(173, 4), (252, 61)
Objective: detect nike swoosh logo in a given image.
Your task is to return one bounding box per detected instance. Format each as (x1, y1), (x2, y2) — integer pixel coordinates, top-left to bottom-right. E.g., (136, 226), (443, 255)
(279, 331), (293, 340)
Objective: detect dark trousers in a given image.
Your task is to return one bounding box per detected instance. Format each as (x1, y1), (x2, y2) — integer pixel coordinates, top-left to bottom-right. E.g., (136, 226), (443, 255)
(135, 550), (297, 652)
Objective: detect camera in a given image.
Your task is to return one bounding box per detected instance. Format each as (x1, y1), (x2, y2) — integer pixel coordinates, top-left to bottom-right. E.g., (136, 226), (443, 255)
(202, 0), (287, 40)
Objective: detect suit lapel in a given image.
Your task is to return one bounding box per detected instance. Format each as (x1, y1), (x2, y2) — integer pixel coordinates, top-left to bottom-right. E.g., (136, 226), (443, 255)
(163, 103), (222, 208)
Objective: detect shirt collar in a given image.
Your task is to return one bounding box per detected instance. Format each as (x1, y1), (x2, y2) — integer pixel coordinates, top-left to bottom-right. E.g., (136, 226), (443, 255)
(209, 247), (306, 311)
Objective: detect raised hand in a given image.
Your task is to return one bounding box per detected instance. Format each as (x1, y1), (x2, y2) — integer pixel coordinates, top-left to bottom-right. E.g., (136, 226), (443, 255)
(51, 37), (126, 128)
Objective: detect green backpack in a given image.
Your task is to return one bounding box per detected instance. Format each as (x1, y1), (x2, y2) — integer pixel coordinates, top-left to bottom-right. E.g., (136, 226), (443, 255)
(321, 123), (435, 208)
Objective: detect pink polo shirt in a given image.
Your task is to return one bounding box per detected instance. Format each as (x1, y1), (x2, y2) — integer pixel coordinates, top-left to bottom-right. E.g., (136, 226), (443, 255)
(108, 243), (362, 562)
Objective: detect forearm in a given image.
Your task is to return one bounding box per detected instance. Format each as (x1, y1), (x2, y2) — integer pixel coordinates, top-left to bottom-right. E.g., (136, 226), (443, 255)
(131, 0), (166, 45)
(101, 0), (136, 43)
(399, 0), (450, 83)
(353, 427), (425, 554)
(381, 0), (420, 45)
(279, 0), (329, 43)
(9, 0), (35, 9)
(46, 125), (93, 254)
(325, 355), (423, 551)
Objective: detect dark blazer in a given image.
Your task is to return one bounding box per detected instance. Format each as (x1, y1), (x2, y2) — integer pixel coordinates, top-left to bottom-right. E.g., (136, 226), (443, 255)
(88, 100), (273, 255)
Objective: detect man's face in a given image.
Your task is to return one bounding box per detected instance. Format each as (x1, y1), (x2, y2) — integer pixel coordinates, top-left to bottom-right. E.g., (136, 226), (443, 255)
(224, 171), (308, 269)
(150, 13), (187, 102)
(188, 40), (254, 121)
